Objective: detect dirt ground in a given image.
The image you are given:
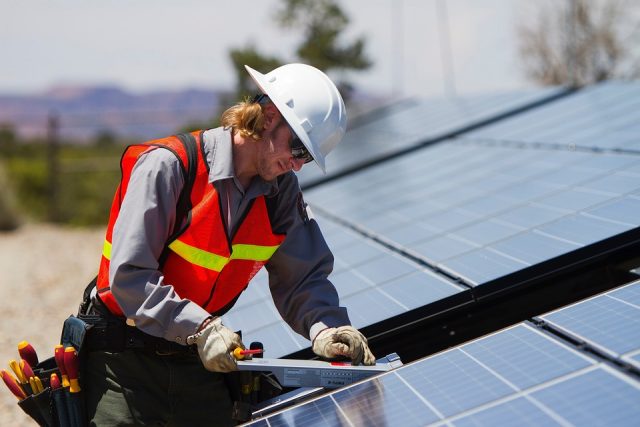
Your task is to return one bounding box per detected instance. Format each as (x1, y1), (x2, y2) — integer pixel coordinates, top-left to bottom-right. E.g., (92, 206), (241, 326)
(0, 223), (105, 425)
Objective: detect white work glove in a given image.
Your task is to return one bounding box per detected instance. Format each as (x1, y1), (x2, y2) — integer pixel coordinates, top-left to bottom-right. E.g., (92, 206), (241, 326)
(187, 317), (244, 372)
(312, 326), (376, 366)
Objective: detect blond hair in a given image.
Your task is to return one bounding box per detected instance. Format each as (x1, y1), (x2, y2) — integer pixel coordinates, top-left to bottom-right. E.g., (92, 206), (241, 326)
(220, 97), (265, 140)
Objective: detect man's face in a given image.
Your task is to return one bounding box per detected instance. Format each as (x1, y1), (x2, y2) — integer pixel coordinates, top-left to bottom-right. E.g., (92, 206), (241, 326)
(256, 119), (307, 181)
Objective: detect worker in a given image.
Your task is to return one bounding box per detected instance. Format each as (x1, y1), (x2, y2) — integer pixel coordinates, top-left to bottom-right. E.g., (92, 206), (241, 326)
(80, 63), (375, 426)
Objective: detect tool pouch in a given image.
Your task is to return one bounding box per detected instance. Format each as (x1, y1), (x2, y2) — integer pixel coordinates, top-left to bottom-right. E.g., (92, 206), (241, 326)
(17, 387), (55, 427)
(15, 356), (58, 426)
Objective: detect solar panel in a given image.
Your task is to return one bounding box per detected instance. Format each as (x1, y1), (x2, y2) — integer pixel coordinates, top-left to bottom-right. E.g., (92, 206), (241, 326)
(306, 139), (640, 286)
(221, 216), (467, 358)
(297, 87), (565, 185)
(539, 280), (640, 359)
(460, 81), (640, 152)
(246, 323), (640, 426)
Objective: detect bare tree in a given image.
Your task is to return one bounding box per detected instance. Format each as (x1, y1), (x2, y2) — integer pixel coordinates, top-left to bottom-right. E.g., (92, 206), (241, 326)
(517, 0), (640, 87)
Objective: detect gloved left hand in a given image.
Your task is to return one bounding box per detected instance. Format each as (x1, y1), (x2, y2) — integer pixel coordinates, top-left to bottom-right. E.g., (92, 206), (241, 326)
(312, 326), (376, 365)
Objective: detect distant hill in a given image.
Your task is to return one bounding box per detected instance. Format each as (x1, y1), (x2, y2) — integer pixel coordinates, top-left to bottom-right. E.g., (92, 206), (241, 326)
(0, 85), (225, 142)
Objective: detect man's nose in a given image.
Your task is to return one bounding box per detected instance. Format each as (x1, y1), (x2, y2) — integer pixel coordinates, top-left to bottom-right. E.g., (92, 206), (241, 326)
(291, 157), (306, 171)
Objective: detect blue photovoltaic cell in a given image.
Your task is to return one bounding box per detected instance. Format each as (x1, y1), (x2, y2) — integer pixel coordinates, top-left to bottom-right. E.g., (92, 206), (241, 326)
(536, 214), (633, 245)
(332, 374), (441, 425)
(609, 282), (640, 306)
(530, 367), (640, 426)
(452, 397), (561, 427)
(540, 281), (640, 358)
(394, 352), (514, 417)
(461, 81), (640, 152)
(460, 324), (592, 390)
(438, 248), (529, 285)
(265, 394), (344, 426)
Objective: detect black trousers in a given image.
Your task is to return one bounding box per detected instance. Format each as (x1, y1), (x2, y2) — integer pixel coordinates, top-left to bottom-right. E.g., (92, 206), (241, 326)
(84, 349), (235, 427)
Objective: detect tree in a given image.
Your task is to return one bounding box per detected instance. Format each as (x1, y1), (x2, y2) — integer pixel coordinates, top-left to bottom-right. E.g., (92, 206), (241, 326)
(276, 0), (371, 74)
(517, 0), (640, 87)
(228, 0), (371, 102)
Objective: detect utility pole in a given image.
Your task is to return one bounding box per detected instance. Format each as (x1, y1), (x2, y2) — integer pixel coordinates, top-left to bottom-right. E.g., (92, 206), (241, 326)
(566, 0), (578, 87)
(436, 0), (457, 98)
(47, 111), (60, 222)
(392, 0), (404, 98)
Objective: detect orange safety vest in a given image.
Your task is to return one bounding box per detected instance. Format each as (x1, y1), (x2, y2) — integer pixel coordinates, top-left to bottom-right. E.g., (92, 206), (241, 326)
(96, 131), (286, 317)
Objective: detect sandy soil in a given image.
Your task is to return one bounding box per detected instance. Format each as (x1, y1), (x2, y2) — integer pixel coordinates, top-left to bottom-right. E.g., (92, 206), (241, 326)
(0, 224), (105, 425)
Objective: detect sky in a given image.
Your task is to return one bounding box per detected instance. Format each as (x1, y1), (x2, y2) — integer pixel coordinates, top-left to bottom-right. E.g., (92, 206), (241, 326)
(1, 0), (537, 99)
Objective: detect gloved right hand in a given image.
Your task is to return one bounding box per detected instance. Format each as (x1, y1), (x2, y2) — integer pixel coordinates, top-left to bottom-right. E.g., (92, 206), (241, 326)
(187, 317), (244, 372)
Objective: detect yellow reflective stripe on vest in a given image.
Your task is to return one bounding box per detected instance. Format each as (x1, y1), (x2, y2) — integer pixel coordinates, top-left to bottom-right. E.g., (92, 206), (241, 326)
(103, 240), (112, 260)
(168, 239), (230, 272)
(230, 244), (280, 262)
(168, 239), (280, 271)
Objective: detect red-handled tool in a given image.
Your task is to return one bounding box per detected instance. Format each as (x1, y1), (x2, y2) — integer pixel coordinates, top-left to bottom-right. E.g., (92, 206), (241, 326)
(232, 348), (264, 360)
(18, 341), (39, 368)
(64, 347), (81, 393)
(1, 369), (27, 400)
(50, 373), (61, 390)
(54, 345), (70, 388)
(20, 359), (35, 381)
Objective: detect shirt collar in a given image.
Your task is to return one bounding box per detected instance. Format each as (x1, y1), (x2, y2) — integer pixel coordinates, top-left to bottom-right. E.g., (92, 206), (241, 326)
(202, 127), (279, 197)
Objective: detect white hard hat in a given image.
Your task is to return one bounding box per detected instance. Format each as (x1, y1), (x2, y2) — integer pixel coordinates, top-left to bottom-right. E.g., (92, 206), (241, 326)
(245, 63), (347, 174)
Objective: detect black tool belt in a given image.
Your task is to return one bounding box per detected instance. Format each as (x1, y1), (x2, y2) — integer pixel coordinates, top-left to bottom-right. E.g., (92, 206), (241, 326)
(81, 297), (196, 356)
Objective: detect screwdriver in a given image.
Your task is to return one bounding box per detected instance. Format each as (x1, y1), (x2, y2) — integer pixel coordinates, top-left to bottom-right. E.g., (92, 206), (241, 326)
(29, 376), (44, 394)
(232, 348), (264, 360)
(50, 373), (61, 390)
(64, 347), (81, 393)
(20, 359), (35, 381)
(9, 360), (27, 385)
(54, 345), (70, 388)
(1, 370), (27, 400)
(18, 341), (39, 368)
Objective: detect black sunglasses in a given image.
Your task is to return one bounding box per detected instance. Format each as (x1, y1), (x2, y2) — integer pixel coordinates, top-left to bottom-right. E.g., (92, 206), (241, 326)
(253, 93), (313, 164)
(285, 122), (314, 164)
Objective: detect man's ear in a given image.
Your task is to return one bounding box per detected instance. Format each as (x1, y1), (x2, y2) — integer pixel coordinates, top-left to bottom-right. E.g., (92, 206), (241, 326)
(262, 103), (281, 131)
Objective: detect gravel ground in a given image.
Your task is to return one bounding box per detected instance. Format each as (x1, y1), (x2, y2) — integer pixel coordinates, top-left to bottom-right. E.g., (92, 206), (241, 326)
(0, 224), (105, 425)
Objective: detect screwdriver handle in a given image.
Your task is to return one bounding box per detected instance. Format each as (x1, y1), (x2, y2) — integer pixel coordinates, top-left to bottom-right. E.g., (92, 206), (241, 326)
(50, 373), (61, 390)
(9, 360), (27, 384)
(20, 359), (35, 380)
(232, 348), (264, 360)
(64, 347), (81, 393)
(54, 345), (70, 388)
(1, 370), (27, 400)
(18, 341), (39, 368)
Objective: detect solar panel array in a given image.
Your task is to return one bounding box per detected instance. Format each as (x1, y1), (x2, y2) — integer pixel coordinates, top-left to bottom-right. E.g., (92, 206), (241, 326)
(247, 281), (640, 426)
(222, 81), (640, 359)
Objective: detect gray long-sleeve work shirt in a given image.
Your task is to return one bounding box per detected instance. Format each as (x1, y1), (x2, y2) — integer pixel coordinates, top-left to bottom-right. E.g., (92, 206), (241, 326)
(108, 127), (350, 345)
